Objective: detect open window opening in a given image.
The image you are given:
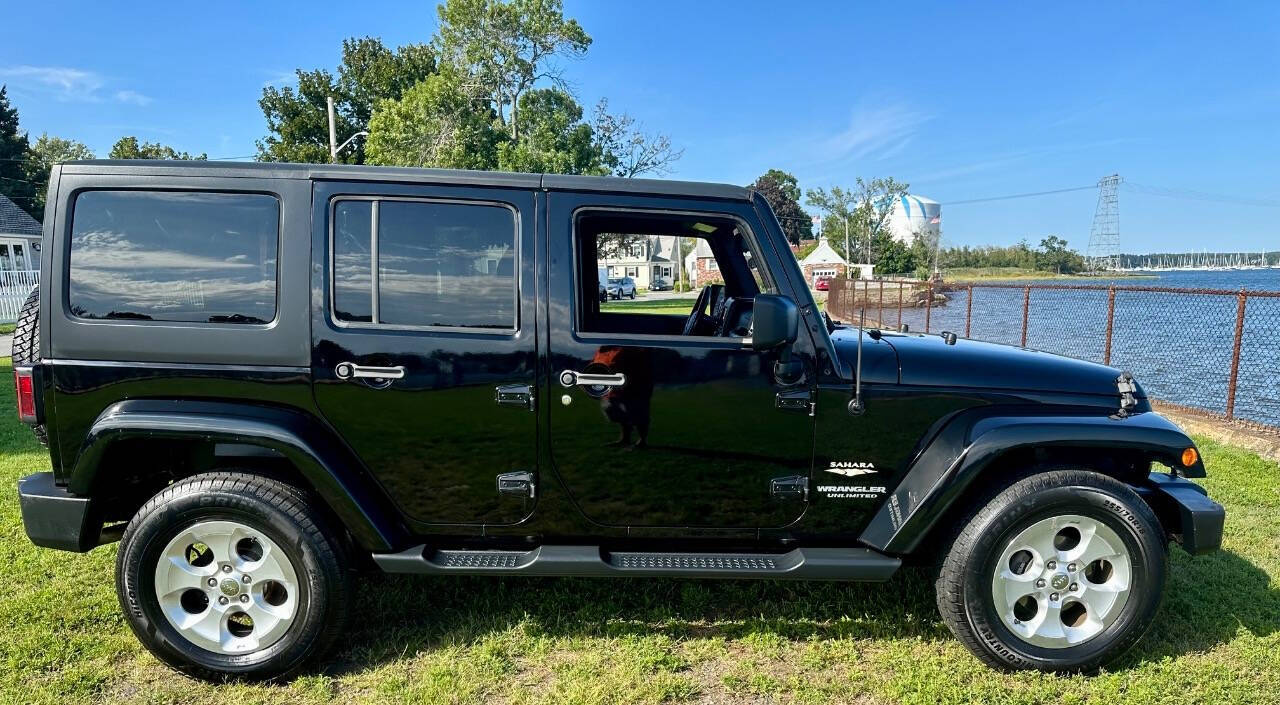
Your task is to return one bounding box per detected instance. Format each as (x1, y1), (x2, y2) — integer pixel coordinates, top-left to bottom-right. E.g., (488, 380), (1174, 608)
(576, 210), (771, 338)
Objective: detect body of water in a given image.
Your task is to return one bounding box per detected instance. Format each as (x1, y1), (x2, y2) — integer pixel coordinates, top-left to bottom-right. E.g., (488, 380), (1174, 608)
(883, 269), (1280, 428)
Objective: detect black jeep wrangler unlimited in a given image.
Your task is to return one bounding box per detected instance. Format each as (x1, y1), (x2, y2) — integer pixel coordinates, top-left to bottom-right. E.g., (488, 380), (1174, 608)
(15, 160), (1224, 679)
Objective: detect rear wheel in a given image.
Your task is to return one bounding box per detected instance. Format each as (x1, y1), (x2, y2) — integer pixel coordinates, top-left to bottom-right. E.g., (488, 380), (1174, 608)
(936, 469), (1166, 671)
(116, 472), (350, 680)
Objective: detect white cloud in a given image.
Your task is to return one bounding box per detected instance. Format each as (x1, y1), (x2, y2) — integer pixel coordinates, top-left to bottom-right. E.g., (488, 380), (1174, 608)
(114, 90), (153, 106)
(0, 65), (152, 107)
(821, 103), (933, 162)
(0, 65), (104, 101)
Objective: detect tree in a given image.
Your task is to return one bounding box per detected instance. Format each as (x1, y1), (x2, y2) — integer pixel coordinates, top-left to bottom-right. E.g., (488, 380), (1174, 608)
(592, 98), (682, 178)
(1036, 235), (1083, 274)
(434, 0), (591, 140)
(365, 71), (501, 169)
(25, 134), (94, 213)
(498, 88), (600, 174)
(804, 185), (857, 260)
(0, 86), (36, 216)
(257, 37), (436, 164)
(749, 169), (811, 245)
(108, 136), (206, 160)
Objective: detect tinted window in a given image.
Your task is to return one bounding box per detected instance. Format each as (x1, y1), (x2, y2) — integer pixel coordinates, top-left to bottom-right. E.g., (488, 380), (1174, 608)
(333, 199), (517, 329)
(69, 191), (278, 323)
(332, 200), (373, 323)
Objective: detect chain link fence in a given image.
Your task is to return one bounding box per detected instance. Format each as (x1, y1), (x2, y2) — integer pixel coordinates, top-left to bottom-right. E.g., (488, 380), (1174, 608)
(827, 278), (1280, 434)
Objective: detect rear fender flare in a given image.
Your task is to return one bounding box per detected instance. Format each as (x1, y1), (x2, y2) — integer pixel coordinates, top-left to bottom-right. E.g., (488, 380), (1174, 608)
(859, 409), (1202, 555)
(68, 400), (403, 551)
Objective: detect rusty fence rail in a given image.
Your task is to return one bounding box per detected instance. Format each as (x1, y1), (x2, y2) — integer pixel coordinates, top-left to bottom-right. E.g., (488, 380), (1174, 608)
(827, 278), (1280, 434)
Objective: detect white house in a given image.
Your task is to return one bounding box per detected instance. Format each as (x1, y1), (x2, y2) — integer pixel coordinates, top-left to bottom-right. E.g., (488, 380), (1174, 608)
(602, 234), (678, 289)
(0, 194), (41, 323)
(798, 236), (874, 282)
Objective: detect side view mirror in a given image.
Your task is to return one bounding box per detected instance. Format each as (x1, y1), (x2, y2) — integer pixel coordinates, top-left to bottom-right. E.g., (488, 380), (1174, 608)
(751, 294), (799, 351)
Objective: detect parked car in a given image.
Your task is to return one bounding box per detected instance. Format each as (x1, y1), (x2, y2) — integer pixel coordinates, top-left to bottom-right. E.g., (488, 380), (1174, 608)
(607, 276), (637, 299)
(650, 277), (673, 291)
(14, 160), (1223, 680)
(814, 276), (832, 291)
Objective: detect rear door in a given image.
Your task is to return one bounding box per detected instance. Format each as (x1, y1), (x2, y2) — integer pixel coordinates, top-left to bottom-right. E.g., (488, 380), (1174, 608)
(543, 190), (816, 530)
(310, 180), (538, 526)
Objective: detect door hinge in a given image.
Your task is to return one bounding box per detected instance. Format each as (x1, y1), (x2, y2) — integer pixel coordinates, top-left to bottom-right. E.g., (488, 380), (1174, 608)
(495, 384), (535, 411)
(770, 475), (809, 501)
(496, 471), (535, 498)
(775, 388), (815, 416)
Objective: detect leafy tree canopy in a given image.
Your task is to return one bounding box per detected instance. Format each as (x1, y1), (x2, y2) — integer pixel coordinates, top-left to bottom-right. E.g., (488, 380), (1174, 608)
(365, 70), (499, 170)
(25, 133), (94, 213)
(434, 0), (590, 140)
(257, 37), (436, 164)
(749, 169), (811, 245)
(108, 136), (206, 160)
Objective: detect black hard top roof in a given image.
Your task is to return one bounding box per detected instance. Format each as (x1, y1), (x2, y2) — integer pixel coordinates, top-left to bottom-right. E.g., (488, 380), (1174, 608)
(58, 160), (752, 201)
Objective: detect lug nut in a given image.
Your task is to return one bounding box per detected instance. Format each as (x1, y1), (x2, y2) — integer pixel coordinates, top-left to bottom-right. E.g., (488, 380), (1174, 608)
(239, 594), (250, 603)
(207, 578), (217, 587)
(1069, 583), (1078, 592)
(221, 565), (232, 573)
(241, 574), (251, 584)
(1035, 578), (1046, 588)
(218, 596), (229, 605)
(1049, 592), (1059, 602)
(1046, 560), (1057, 570)
(1068, 563), (1077, 572)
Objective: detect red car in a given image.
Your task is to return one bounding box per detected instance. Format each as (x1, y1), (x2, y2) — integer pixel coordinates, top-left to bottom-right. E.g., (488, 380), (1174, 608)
(814, 276), (832, 291)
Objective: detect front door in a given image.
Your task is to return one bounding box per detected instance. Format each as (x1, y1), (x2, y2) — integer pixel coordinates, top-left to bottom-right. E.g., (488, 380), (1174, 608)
(545, 192), (816, 530)
(310, 181), (538, 526)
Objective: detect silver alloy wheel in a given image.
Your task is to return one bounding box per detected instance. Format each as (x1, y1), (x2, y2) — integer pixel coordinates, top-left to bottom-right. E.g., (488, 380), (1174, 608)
(990, 514), (1132, 648)
(154, 520), (300, 655)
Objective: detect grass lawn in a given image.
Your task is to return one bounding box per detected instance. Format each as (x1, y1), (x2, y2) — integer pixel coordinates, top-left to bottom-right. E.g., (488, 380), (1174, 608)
(0, 323), (14, 335)
(1, 357), (1278, 704)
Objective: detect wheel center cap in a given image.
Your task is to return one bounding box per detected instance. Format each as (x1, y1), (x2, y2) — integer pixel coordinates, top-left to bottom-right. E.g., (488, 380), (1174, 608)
(219, 578), (241, 597)
(1050, 573), (1069, 590)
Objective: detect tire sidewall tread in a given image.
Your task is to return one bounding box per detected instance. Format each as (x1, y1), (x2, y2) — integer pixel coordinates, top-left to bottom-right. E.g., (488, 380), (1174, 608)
(935, 469), (1167, 672)
(116, 471), (350, 681)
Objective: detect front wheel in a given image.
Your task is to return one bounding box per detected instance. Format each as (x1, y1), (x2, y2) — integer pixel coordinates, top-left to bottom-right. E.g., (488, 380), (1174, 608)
(936, 469), (1166, 672)
(116, 472), (351, 681)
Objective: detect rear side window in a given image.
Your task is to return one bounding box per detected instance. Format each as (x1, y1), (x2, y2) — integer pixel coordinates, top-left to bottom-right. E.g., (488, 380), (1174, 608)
(331, 198), (517, 330)
(68, 191), (279, 323)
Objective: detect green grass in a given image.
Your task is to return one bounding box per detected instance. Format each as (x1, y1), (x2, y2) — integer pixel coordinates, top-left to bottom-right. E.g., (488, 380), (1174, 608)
(1, 357), (1278, 704)
(600, 296), (698, 316)
(0, 323), (14, 335)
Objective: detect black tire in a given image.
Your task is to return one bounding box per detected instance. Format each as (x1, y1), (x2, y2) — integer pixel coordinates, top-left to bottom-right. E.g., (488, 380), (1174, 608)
(10, 286), (46, 447)
(935, 469), (1166, 672)
(116, 472), (351, 681)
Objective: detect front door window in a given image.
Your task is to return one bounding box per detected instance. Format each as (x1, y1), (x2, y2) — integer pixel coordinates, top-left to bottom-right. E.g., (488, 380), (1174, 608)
(547, 201), (814, 530)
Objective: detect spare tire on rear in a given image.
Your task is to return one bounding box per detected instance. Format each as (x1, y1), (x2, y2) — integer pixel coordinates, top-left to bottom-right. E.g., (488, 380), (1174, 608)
(11, 286), (47, 447)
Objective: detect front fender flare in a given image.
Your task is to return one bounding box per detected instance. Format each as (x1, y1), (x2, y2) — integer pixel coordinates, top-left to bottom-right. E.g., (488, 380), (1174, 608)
(68, 400), (403, 551)
(859, 409), (1202, 555)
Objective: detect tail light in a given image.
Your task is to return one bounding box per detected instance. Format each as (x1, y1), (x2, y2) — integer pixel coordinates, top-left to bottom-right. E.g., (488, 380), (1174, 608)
(13, 366), (37, 424)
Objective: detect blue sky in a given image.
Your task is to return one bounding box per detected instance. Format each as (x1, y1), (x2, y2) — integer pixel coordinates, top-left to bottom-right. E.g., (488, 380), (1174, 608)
(3, 1), (1277, 253)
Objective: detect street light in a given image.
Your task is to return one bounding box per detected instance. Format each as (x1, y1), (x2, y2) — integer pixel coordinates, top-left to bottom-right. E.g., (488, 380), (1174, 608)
(327, 96), (368, 163)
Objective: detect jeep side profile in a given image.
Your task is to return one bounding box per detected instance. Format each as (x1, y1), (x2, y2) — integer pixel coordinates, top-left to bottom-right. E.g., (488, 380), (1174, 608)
(15, 161), (1224, 680)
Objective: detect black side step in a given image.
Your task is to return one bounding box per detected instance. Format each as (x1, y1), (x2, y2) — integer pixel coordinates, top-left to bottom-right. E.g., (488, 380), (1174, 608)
(372, 545), (900, 581)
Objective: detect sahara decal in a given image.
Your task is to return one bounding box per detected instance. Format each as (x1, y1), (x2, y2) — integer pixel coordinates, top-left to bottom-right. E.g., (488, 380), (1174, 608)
(825, 461), (877, 477)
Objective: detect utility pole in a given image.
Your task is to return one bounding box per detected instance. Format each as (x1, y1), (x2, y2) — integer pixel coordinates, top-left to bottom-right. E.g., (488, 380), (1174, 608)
(327, 97), (338, 164)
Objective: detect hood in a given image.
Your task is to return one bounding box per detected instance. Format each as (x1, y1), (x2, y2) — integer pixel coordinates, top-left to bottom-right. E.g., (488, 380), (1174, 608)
(833, 330), (1137, 397)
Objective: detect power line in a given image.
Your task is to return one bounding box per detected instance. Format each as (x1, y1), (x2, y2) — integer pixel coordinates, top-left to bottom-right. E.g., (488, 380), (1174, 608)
(1124, 182), (1280, 208)
(940, 185), (1097, 206)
